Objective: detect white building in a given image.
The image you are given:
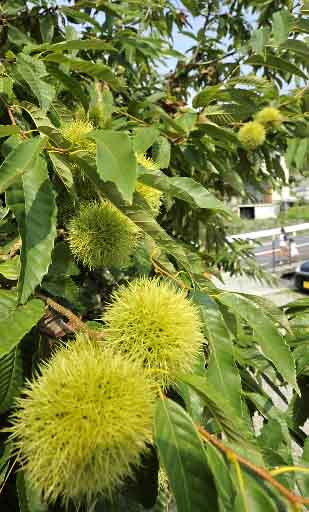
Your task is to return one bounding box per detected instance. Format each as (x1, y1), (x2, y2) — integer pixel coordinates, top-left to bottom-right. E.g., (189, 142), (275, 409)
(238, 157), (296, 220)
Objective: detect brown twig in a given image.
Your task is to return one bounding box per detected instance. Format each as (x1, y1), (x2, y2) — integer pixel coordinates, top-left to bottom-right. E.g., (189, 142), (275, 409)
(0, 95), (17, 127)
(36, 294), (104, 340)
(7, 107), (16, 126)
(197, 425), (309, 507)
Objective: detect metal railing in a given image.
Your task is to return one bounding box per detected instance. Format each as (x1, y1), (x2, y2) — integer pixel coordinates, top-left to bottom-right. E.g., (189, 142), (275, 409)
(228, 223), (309, 272)
(227, 223), (309, 242)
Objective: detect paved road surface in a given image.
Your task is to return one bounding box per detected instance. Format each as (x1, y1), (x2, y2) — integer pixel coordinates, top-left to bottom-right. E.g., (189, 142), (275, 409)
(254, 234), (309, 269)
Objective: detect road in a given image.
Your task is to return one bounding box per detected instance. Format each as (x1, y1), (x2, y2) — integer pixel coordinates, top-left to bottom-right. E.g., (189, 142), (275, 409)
(254, 233), (309, 269)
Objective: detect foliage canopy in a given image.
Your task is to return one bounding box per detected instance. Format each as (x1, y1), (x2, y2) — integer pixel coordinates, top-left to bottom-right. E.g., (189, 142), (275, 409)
(0, 0), (308, 511)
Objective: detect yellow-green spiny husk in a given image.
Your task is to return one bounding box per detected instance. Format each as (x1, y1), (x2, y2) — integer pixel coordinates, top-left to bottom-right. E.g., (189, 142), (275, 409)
(8, 338), (155, 507)
(136, 182), (161, 217)
(136, 154), (161, 172)
(67, 201), (140, 269)
(60, 120), (97, 183)
(135, 154), (162, 216)
(255, 106), (283, 127)
(60, 120), (96, 154)
(103, 277), (204, 387)
(238, 121), (266, 150)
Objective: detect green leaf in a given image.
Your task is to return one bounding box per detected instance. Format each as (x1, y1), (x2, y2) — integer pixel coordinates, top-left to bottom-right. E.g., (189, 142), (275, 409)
(272, 11), (293, 45)
(6, 177), (25, 226)
(51, 67), (89, 111)
(138, 169), (229, 213)
(133, 127), (160, 154)
(180, 0), (199, 15)
(42, 241), (80, 305)
(17, 470), (48, 512)
(154, 398), (218, 512)
(297, 438), (309, 497)
(179, 375), (251, 444)
(0, 125), (20, 138)
(193, 292), (243, 418)
(16, 54), (56, 113)
(0, 0), (24, 16)
(203, 122), (239, 145)
(295, 17), (309, 32)
(0, 295), (44, 357)
(246, 54), (308, 80)
(176, 355), (206, 423)
(49, 153), (74, 190)
(19, 101), (53, 129)
(0, 137), (46, 194)
(250, 27), (270, 54)
(8, 24), (30, 46)
(243, 294), (291, 333)
(0, 77), (14, 99)
(0, 444), (14, 489)
(0, 347), (23, 414)
(285, 138), (299, 167)
(217, 293), (298, 391)
(174, 112), (197, 134)
(41, 276), (80, 306)
(201, 106), (235, 125)
(46, 241), (79, 278)
(295, 138), (309, 170)
(60, 6), (101, 28)
(0, 256), (20, 280)
(92, 85), (114, 128)
(41, 54), (123, 90)
(205, 442), (236, 511)
(193, 85), (226, 108)
(32, 38), (115, 54)
(0, 290), (18, 319)
(152, 136), (171, 168)
(301, 0), (309, 14)
(39, 13), (55, 43)
(258, 418), (294, 486)
(233, 472), (277, 512)
(18, 156), (57, 304)
(284, 297), (309, 316)
(280, 39), (309, 57)
(89, 130), (137, 203)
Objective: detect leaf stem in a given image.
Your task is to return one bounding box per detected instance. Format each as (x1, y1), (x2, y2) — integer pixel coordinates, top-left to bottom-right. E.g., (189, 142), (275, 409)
(229, 453), (249, 512)
(197, 425), (309, 507)
(270, 466), (309, 477)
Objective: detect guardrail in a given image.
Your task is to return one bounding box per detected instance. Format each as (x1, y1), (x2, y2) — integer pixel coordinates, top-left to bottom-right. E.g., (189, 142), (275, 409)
(227, 222), (309, 272)
(227, 222), (309, 242)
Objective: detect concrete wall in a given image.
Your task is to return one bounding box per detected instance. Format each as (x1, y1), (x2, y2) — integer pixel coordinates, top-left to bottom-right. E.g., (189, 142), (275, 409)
(239, 203), (280, 219)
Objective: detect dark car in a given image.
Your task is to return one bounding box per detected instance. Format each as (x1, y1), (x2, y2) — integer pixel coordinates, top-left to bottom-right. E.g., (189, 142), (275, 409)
(295, 261), (309, 291)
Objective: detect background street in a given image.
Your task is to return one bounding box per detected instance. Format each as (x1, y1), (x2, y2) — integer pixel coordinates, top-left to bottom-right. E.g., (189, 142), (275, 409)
(254, 233), (309, 269)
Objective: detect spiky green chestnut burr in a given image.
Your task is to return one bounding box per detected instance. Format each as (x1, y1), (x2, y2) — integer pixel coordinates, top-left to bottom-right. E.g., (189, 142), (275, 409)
(136, 182), (161, 217)
(238, 121), (266, 150)
(103, 278), (204, 387)
(8, 338), (155, 507)
(255, 106), (283, 127)
(136, 153), (160, 172)
(60, 120), (96, 154)
(68, 201), (139, 269)
(135, 154), (162, 216)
